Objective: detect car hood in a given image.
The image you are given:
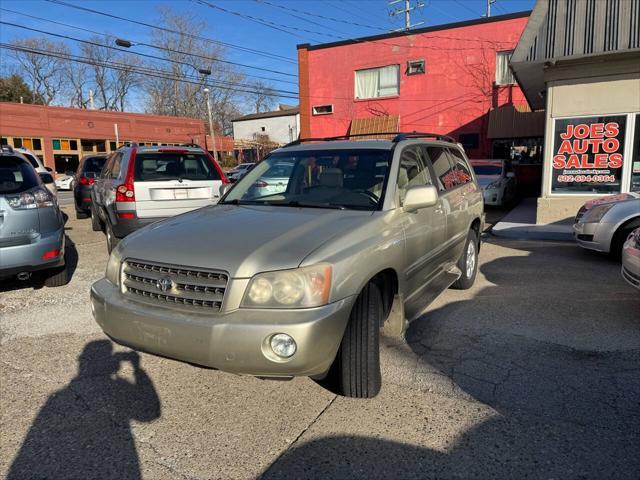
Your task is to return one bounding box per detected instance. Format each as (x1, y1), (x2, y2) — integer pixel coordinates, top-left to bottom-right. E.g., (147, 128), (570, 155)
(475, 175), (501, 188)
(583, 192), (640, 210)
(120, 204), (374, 278)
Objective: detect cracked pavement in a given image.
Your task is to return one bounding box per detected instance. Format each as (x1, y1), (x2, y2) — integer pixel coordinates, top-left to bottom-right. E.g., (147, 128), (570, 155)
(1, 201), (639, 479)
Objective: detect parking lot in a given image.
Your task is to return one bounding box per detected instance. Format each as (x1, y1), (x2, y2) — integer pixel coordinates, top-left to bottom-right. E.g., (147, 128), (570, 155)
(0, 199), (638, 479)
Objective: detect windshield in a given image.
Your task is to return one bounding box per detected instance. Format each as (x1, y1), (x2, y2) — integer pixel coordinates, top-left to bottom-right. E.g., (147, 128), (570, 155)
(134, 152), (221, 182)
(223, 149), (392, 210)
(0, 157), (41, 194)
(472, 165), (502, 176)
(83, 156), (107, 174)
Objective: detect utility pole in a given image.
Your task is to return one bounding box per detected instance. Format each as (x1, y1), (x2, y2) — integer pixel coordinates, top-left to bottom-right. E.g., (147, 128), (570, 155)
(389, 0), (424, 31)
(484, 0), (496, 17)
(203, 87), (218, 162)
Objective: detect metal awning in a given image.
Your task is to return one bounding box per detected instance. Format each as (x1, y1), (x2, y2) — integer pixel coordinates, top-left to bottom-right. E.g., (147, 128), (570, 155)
(349, 115), (399, 139)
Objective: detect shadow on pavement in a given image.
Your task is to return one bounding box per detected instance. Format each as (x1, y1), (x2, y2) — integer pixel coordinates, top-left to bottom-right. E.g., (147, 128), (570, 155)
(263, 241), (640, 479)
(7, 340), (161, 480)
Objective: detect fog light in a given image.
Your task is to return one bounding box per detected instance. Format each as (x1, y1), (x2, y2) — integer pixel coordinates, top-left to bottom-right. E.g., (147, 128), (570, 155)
(270, 333), (297, 358)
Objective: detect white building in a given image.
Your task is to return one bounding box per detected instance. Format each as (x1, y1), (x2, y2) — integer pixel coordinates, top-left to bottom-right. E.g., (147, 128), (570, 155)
(232, 106), (300, 146)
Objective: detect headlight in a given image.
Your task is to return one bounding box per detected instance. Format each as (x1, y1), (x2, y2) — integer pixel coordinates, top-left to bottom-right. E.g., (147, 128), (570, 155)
(581, 203), (614, 223)
(485, 180), (501, 190)
(105, 247), (123, 286)
(242, 264), (332, 309)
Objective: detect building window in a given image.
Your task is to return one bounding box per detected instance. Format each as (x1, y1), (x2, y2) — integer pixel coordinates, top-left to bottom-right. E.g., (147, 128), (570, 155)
(551, 115), (627, 194)
(355, 65), (399, 99)
(495, 51), (515, 86)
(459, 133), (480, 150)
(70, 140), (78, 150)
(32, 138), (42, 150)
(406, 59), (425, 75)
(261, 126), (266, 132)
(1, 137), (7, 146)
(109, 141), (117, 151)
(13, 137), (23, 148)
(312, 104), (334, 115)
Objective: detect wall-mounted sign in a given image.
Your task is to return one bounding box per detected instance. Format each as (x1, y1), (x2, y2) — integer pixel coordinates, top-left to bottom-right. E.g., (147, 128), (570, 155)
(552, 115), (626, 194)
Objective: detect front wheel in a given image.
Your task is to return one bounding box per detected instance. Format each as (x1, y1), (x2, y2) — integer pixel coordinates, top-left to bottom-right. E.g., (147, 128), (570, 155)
(451, 229), (479, 290)
(324, 282), (383, 398)
(90, 205), (102, 232)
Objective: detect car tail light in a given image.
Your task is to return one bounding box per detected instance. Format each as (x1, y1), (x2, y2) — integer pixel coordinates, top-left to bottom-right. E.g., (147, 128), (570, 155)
(42, 249), (61, 260)
(6, 187), (54, 210)
(253, 180), (268, 188)
(79, 176), (94, 186)
(115, 148), (137, 203)
(117, 213), (135, 219)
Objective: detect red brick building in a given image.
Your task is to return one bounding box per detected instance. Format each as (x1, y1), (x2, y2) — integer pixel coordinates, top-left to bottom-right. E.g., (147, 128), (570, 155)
(297, 11), (542, 159)
(0, 102), (232, 173)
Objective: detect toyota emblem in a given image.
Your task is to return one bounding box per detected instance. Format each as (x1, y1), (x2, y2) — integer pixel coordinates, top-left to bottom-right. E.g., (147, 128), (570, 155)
(156, 277), (173, 292)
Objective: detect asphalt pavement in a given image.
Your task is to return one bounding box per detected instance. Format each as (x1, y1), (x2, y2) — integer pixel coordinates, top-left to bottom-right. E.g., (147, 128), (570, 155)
(1, 204), (639, 479)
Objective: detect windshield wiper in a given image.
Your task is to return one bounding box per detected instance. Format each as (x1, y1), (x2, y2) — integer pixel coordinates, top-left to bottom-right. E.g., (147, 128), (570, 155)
(220, 199), (265, 206)
(283, 201), (346, 210)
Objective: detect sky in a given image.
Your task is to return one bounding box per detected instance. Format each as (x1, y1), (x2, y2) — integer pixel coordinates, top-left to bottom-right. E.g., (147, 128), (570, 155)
(0, 0), (535, 109)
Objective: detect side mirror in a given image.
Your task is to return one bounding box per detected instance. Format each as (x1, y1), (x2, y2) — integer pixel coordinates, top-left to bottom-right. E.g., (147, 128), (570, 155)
(39, 172), (54, 184)
(45, 166), (53, 172)
(506, 172), (515, 178)
(403, 185), (438, 212)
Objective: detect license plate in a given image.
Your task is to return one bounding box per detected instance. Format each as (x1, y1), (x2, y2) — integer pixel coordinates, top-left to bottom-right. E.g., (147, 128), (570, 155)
(174, 189), (188, 199)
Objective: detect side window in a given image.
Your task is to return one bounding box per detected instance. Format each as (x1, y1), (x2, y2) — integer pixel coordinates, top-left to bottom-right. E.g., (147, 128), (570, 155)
(397, 146), (432, 204)
(100, 154), (114, 178)
(447, 148), (473, 186)
(426, 146), (456, 191)
(109, 153), (123, 179)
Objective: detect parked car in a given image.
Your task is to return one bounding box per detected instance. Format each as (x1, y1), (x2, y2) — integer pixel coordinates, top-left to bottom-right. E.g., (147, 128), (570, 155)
(91, 144), (227, 252)
(7, 146), (57, 197)
(248, 162), (293, 197)
(227, 162), (255, 182)
(621, 227), (640, 290)
(55, 171), (76, 190)
(574, 193), (640, 258)
(470, 159), (516, 206)
(73, 155), (108, 219)
(0, 151), (67, 285)
(91, 133), (484, 398)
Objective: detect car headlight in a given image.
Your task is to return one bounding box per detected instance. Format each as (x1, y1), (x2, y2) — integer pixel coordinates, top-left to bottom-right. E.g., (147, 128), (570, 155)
(581, 203), (615, 223)
(485, 181), (501, 190)
(242, 264), (332, 308)
(105, 246), (123, 286)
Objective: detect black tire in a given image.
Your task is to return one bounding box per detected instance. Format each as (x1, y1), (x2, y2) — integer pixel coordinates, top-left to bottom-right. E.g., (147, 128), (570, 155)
(451, 229), (479, 290)
(75, 209), (89, 220)
(91, 205), (102, 232)
(43, 265), (69, 287)
(610, 218), (640, 260)
(105, 220), (119, 254)
(328, 282), (383, 398)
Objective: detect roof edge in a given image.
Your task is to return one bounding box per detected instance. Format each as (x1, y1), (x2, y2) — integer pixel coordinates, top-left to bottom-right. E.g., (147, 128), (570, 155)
(296, 11), (531, 51)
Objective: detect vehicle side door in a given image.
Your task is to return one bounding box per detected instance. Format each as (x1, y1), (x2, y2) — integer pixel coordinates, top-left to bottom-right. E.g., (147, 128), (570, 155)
(445, 147), (481, 262)
(395, 144), (447, 319)
(92, 153), (112, 209)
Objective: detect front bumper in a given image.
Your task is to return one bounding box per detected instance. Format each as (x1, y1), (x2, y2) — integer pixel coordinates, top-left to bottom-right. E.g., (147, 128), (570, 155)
(482, 188), (503, 206)
(90, 278), (355, 377)
(573, 222), (614, 253)
(0, 228), (65, 278)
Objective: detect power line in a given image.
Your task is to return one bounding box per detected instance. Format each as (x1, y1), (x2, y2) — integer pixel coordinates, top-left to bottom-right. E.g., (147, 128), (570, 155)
(0, 20), (298, 84)
(44, 0), (297, 64)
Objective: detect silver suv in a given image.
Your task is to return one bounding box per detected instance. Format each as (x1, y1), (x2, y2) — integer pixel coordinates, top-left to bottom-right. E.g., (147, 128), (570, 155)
(0, 152), (67, 285)
(91, 144), (227, 252)
(91, 133), (484, 398)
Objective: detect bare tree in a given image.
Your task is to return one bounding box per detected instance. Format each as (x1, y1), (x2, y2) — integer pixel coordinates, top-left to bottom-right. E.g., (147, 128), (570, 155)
(10, 37), (68, 105)
(248, 80), (277, 113)
(65, 62), (90, 108)
(145, 7), (245, 133)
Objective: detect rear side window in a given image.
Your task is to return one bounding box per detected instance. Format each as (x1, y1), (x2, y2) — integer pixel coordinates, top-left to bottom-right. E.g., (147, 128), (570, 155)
(134, 152), (221, 182)
(426, 147), (457, 191)
(22, 153), (39, 169)
(0, 157), (41, 194)
(83, 156), (107, 174)
(447, 148), (473, 185)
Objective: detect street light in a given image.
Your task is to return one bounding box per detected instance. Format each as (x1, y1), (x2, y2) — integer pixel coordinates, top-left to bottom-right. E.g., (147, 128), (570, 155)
(203, 88), (218, 162)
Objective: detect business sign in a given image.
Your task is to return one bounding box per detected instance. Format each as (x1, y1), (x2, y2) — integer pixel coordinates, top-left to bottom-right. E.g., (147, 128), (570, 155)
(552, 115), (626, 194)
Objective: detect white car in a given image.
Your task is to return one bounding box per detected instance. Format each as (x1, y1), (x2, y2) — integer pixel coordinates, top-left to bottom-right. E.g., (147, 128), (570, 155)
(227, 162), (255, 182)
(14, 147), (57, 196)
(470, 159), (516, 207)
(55, 174), (75, 190)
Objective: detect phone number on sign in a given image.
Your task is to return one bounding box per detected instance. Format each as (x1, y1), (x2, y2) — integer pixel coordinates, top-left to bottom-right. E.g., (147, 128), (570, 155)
(557, 174), (616, 183)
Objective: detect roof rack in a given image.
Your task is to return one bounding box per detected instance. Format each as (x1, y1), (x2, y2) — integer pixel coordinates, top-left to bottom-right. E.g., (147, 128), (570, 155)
(283, 131), (456, 148)
(179, 143), (202, 148)
(1, 144), (15, 153)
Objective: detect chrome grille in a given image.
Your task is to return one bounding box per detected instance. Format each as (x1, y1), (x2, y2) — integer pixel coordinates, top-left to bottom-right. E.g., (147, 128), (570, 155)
(122, 259), (228, 311)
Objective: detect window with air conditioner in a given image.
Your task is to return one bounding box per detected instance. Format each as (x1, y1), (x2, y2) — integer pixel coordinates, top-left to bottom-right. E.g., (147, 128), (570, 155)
(406, 59), (425, 75)
(355, 65), (399, 99)
(495, 51), (515, 86)
(312, 104), (333, 115)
